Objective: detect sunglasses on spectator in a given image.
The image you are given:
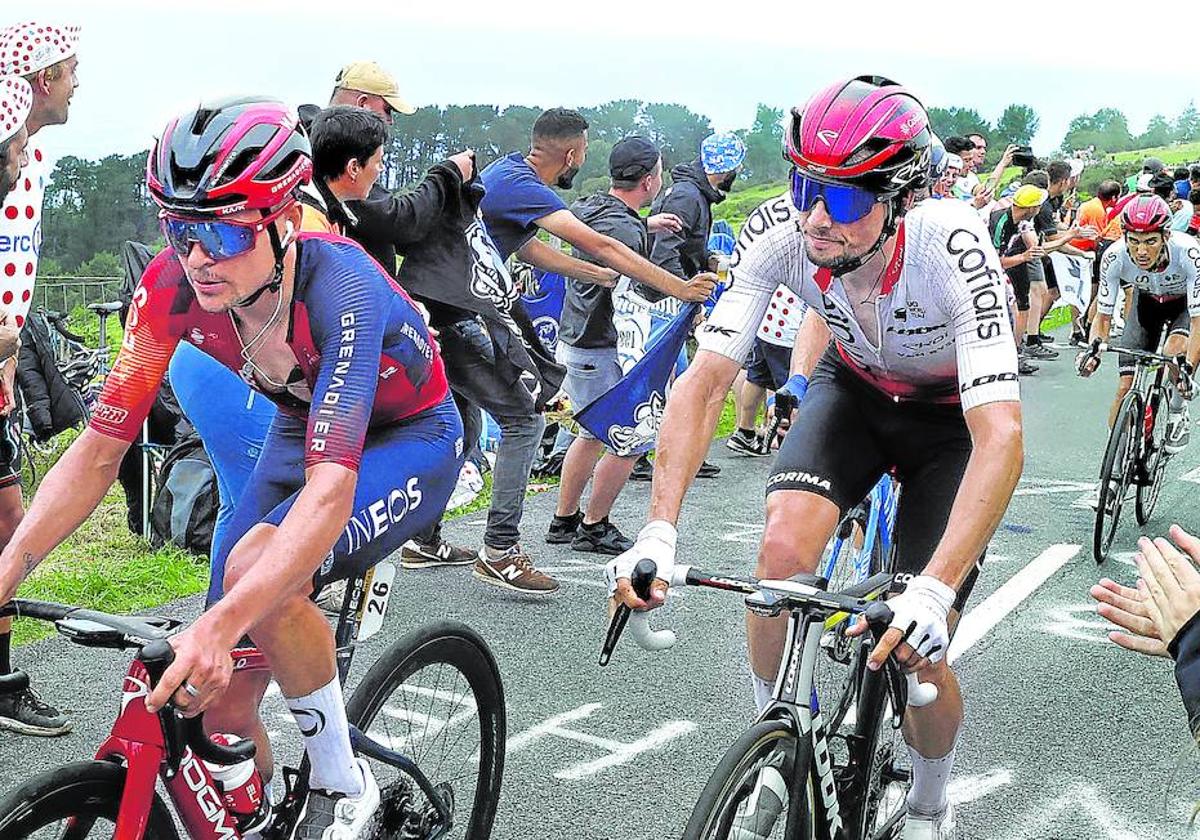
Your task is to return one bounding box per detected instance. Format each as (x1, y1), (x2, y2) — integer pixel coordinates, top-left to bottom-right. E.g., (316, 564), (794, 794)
(161, 204), (292, 261)
(790, 169), (881, 224)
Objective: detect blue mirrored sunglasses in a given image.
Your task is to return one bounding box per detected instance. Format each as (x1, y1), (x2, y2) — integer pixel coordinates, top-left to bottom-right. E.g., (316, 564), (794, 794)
(790, 170), (882, 224)
(160, 205), (290, 261)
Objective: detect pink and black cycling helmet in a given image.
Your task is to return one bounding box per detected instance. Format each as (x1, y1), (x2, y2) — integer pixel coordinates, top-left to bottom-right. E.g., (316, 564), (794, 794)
(1121, 194), (1172, 234)
(147, 96), (312, 217)
(785, 75), (933, 198)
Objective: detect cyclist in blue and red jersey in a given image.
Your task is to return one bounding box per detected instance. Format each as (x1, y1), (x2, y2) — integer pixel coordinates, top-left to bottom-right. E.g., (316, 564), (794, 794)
(0, 97), (462, 840)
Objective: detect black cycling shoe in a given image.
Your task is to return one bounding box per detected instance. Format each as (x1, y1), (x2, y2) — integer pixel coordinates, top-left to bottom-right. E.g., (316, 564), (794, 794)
(546, 510), (583, 544)
(697, 460), (721, 479)
(571, 517), (634, 555)
(0, 670), (72, 737)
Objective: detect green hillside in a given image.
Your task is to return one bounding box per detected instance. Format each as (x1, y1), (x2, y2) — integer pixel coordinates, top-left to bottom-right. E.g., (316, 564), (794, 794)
(1111, 142), (1200, 167)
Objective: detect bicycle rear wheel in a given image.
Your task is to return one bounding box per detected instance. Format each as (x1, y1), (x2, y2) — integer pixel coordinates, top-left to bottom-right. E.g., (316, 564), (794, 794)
(346, 620), (505, 840)
(1136, 390), (1170, 526)
(0, 760), (179, 839)
(1093, 391), (1140, 563)
(682, 718), (814, 840)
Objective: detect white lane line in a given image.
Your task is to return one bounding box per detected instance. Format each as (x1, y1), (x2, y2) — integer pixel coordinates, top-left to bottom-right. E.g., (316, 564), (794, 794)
(948, 543), (1080, 665)
(948, 768), (1013, 805)
(1014, 479), (1096, 496)
(1182, 465), (1200, 485)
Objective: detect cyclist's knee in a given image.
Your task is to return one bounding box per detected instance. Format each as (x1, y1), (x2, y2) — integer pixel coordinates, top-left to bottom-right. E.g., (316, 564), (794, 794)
(757, 490), (839, 578)
(1166, 332), (1189, 356)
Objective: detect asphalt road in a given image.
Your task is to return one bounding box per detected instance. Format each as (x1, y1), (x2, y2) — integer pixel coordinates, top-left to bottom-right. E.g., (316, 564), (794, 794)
(1, 326), (1198, 840)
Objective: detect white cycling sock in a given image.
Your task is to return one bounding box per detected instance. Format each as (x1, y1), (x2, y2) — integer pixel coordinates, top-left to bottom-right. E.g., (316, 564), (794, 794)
(905, 740), (956, 817)
(286, 677), (364, 797)
(751, 674), (774, 713)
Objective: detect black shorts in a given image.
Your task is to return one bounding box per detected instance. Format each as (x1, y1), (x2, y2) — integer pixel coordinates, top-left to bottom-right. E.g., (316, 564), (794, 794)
(1041, 256), (1058, 292)
(1116, 290), (1190, 376)
(1007, 265), (1031, 312)
(767, 350), (982, 611)
(745, 338), (790, 391)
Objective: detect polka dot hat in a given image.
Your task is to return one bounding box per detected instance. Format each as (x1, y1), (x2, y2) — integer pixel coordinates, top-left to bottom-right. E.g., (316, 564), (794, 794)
(0, 21), (81, 78)
(0, 77), (32, 145)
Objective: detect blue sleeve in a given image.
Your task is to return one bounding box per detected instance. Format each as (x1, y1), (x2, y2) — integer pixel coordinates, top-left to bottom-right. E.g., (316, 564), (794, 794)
(481, 167), (566, 234)
(303, 248), (391, 471)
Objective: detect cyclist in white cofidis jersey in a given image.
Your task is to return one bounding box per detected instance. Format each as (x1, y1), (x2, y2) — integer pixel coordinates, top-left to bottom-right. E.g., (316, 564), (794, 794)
(606, 75), (1024, 840)
(1077, 194), (1200, 474)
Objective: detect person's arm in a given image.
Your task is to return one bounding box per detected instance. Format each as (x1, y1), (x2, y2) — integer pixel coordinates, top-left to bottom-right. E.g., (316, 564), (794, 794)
(789, 307), (831, 378)
(922, 400), (1023, 591)
(347, 155), (471, 249)
(647, 187), (699, 280)
(538, 209), (712, 301)
(516, 236), (617, 286)
(981, 145), (1017, 194)
(0, 429), (131, 603)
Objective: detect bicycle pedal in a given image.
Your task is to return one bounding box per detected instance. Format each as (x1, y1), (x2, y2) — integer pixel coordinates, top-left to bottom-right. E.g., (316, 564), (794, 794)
(881, 763), (910, 784)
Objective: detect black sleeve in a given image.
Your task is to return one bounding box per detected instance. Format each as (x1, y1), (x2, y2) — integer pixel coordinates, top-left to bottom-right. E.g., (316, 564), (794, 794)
(1171, 609), (1200, 736)
(16, 324), (52, 440)
(346, 161), (464, 252)
(649, 186), (702, 280)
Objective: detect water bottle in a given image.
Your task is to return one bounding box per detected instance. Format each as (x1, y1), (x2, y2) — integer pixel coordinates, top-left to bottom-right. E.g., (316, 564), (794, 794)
(203, 734), (271, 834)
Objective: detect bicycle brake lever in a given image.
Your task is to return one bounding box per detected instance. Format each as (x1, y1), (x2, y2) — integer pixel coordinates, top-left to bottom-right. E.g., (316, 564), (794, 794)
(861, 602), (939, 708)
(599, 559), (657, 666)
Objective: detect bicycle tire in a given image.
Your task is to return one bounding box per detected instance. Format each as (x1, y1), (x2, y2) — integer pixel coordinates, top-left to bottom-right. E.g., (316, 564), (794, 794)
(682, 718), (815, 840)
(1093, 390), (1140, 563)
(346, 620), (505, 840)
(846, 653), (907, 840)
(1136, 388), (1171, 526)
(0, 759), (179, 839)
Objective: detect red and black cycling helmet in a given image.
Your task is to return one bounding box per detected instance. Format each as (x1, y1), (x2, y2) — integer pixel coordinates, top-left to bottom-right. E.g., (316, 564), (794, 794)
(1120, 194), (1172, 234)
(785, 75), (932, 197)
(147, 96), (312, 217)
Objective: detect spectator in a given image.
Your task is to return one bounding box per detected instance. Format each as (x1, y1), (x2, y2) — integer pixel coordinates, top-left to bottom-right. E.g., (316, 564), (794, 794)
(930, 152), (963, 199)
(301, 106), (389, 235)
(1127, 156), (1165, 193)
(547, 137), (668, 554)
(0, 19), (80, 737)
(1173, 166), (1191, 201)
(1186, 189), (1200, 236)
(1172, 184), (1199, 232)
(951, 134), (1016, 209)
(1071, 179), (1122, 343)
(989, 184), (1048, 375)
(0, 79), (31, 205)
(1189, 165), (1200, 197)
(649, 131), (746, 283)
(327, 60), (414, 124)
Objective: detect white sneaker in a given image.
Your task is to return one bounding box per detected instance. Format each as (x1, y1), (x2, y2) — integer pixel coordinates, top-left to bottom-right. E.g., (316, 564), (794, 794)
(901, 801), (956, 839)
(730, 766), (787, 839)
(291, 758), (380, 840)
(447, 461), (485, 509)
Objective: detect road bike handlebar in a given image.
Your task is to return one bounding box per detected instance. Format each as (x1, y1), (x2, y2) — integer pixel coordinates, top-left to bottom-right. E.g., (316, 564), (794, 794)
(601, 561), (938, 708)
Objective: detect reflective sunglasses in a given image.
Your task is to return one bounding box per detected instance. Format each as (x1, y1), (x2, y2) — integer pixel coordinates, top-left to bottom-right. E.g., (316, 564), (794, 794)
(161, 204), (290, 261)
(790, 169), (882, 224)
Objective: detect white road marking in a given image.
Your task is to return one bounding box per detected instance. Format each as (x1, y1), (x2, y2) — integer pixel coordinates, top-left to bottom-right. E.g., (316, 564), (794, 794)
(507, 703), (604, 753)
(1041, 604), (1116, 644)
(721, 521), (764, 544)
(554, 720), (698, 780)
(948, 544), (1081, 665)
(998, 782), (1170, 840)
(948, 768), (1013, 805)
(1014, 479), (1097, 496)
(1181, 465), (1200, 485)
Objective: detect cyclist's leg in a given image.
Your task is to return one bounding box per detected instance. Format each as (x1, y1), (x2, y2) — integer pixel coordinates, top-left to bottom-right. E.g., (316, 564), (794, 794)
(888, 403), (978, 819)
(1163, 303), (1190, 362)
(1109, 290), (1155, 426)
(224, 398), (461, 794)
(751, 353), (885, 684)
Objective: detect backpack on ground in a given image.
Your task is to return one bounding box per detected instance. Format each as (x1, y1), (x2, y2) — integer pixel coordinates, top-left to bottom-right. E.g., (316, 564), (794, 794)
(149, 433), (218, 556)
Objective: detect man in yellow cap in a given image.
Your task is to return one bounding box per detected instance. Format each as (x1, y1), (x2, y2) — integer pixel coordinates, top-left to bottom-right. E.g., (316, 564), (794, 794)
(989, 184), (1048, 375)
(329, 60), (415, 125)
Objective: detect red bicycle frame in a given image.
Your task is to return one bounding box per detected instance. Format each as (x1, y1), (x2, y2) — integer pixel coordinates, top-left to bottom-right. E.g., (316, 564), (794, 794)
(94, 648), (270, 840)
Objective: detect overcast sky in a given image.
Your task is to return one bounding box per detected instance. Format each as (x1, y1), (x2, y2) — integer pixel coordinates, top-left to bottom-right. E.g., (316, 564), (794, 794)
(27, 1), (1200, 171)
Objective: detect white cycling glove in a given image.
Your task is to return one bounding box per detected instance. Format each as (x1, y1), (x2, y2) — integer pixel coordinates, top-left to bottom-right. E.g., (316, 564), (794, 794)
(886, 575), (957, 663)
(604, 520), (678, 599)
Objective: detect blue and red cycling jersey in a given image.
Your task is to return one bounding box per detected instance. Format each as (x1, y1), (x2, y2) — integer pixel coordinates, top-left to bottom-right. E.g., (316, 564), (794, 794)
(91, 234), (449, 471)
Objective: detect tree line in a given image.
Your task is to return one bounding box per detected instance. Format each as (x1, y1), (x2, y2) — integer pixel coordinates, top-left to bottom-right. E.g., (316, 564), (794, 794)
(38, 98), (1200, 275)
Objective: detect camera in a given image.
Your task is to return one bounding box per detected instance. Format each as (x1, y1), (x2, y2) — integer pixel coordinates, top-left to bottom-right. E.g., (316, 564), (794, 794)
(1011, 145), (1037, 169)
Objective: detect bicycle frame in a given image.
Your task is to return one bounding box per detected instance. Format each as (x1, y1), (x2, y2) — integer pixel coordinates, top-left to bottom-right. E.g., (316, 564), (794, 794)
(754, 572), (900, 840)
(822, 476), (900, 587)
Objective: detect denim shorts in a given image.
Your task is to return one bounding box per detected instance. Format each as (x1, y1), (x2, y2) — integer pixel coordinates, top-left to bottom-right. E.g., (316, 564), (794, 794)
(557, 343), (623, 442)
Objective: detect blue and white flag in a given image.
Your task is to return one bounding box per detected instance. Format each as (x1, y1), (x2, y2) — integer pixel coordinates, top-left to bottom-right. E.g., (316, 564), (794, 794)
(521, 269), (566, 354)
(576, 302), (701, 456)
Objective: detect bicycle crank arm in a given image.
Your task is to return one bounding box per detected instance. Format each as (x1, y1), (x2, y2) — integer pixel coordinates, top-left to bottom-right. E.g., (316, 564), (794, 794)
(349, 725), (454, 826)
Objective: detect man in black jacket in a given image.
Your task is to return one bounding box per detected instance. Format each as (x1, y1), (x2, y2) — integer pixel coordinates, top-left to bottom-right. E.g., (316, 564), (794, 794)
(649, 131), (746, 282)
(546, 137), (669, 554)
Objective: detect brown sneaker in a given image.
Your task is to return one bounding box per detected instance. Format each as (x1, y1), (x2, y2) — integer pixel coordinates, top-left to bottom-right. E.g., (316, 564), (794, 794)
(472, 545), (560, 596)
(401, 538), (476, 569)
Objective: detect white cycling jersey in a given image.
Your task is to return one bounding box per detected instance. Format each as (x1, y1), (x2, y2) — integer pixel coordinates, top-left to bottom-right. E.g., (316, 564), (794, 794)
(699, 195), (1020, 411)
(1096, 233), (1200, 316)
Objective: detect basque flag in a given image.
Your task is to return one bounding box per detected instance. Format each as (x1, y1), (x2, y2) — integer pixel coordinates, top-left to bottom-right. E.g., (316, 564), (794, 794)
(576, 302), (701, 456)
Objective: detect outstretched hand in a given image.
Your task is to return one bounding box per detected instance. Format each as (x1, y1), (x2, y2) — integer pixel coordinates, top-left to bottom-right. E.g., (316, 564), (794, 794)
(1090, 577), (1168, 657)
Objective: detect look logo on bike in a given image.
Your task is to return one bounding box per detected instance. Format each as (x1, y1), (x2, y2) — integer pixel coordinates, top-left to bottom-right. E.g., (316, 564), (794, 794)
(0, 97), (464, 840)
(607, 75), (1024, 839)
(1077, 194), (1200, 458)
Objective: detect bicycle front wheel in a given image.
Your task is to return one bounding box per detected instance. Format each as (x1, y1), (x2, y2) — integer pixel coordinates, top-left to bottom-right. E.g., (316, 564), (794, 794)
(346, 620), (506, 840)
(682, 718), (814, 840)
(0, 760), (179, 839)
(1094, 391), (1140, 563)
(1136, 390), (1170, 526)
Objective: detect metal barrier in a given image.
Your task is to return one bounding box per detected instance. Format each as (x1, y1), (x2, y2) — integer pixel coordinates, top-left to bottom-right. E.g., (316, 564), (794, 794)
(33, 276), (124, 316)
